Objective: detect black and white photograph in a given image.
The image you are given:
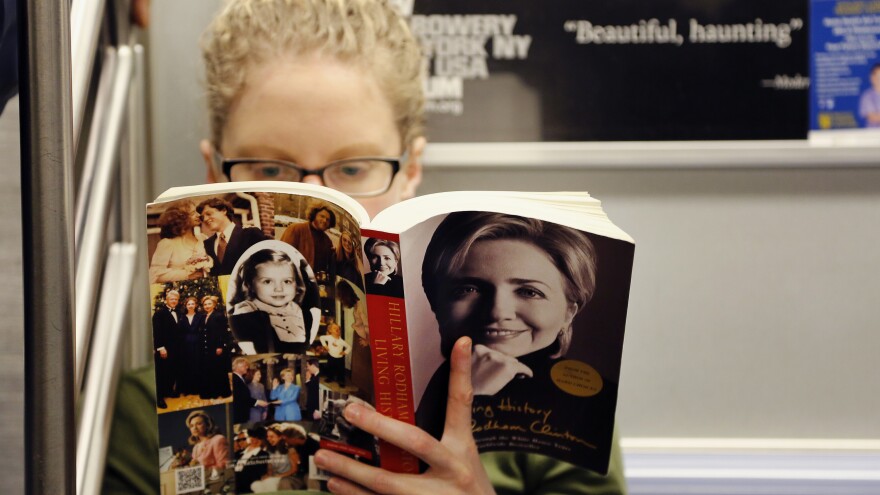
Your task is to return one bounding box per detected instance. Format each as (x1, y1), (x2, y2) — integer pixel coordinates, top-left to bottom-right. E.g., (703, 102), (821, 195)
(226, 240), (322, 356)
(405, 211), (633, 473)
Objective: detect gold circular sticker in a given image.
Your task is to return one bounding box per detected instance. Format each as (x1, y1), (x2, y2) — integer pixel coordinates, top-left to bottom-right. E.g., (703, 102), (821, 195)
(550, 360), (603, 397)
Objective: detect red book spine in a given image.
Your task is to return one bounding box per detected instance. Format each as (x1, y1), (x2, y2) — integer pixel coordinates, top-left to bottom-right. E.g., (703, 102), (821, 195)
(361, 230), (419, 474)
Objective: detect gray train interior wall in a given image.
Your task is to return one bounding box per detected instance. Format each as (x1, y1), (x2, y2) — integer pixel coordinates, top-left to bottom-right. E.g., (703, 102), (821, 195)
(148, 0), (880, 440)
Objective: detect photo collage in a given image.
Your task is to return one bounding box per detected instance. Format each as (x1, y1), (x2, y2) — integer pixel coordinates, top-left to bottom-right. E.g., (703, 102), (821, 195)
(147, 192), (374, 494)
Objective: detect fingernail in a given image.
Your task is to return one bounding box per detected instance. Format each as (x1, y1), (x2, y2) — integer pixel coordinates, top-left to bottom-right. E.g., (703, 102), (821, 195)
(315, 450), (328, 467)
(460, 336), (472, 351)
(344, 402), (363, 420)
(327, 477), (340, 493)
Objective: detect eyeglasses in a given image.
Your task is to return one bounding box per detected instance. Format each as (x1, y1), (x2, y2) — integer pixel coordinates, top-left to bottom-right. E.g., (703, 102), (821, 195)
(216, 150), (407, 197)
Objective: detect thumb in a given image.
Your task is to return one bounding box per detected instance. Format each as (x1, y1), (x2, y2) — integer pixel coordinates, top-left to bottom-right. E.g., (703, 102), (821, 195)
(443, 337), (474, 440)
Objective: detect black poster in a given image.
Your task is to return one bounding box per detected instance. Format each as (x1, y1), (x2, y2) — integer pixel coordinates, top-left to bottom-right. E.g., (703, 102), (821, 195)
(404, 0), (809, 142)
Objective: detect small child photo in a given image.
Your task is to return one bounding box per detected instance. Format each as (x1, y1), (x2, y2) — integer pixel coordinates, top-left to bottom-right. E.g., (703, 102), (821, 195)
(319, 323), (350, 385)
(227, 240), (321, 355)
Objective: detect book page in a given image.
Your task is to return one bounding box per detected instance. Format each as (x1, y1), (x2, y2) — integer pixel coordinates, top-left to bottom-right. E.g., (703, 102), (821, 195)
(146, 189), (378, 493)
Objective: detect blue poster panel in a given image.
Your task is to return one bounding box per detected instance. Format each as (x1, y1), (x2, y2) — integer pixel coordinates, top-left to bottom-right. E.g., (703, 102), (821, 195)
(810, 0), (880, 130)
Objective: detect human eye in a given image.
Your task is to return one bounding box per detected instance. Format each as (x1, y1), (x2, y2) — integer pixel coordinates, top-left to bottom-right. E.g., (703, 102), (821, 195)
(339, 162), (370, 178)
(516, 286), (546, 299)
(250, 163), (285, 179)
(283, 278), (295, 285)
(327, 161), (371, 182)
(449, 285), (479, 299)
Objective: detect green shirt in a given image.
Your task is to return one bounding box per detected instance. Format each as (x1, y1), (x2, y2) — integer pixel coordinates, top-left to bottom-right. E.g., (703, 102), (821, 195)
(102, 367), (627, 495)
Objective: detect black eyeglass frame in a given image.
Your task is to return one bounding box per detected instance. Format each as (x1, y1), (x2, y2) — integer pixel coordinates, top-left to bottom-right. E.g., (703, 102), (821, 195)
(215, 150), (408, 197)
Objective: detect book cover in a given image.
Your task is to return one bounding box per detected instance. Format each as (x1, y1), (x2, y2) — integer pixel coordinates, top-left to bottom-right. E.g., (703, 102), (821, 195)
(397, 211), (633, 474)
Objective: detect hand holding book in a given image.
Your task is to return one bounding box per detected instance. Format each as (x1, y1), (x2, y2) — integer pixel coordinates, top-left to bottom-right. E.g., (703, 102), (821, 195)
(314, 337), (496, 495)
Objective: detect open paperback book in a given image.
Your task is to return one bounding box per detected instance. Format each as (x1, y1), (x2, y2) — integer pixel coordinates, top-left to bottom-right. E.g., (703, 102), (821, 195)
(146, 182), (634, 494)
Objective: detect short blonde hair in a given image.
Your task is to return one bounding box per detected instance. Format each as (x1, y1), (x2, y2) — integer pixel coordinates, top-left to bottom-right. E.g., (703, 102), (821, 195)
(201, 0), (425, 148)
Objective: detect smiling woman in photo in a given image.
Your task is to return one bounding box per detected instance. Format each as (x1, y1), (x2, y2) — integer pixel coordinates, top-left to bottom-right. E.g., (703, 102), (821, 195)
(416, 211), (603, 439)
(363, 237), (403, 297)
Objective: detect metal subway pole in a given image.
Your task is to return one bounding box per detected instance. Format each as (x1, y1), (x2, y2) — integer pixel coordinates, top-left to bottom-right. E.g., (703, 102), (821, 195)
(19, 0), (76, 492)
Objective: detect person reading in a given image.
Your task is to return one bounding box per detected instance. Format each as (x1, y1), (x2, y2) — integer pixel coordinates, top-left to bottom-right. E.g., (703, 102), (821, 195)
(103, 1), (627, 493)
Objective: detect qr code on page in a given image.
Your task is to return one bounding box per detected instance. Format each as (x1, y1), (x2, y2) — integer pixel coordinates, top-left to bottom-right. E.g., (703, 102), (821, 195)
(175, 465), (205, 493)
